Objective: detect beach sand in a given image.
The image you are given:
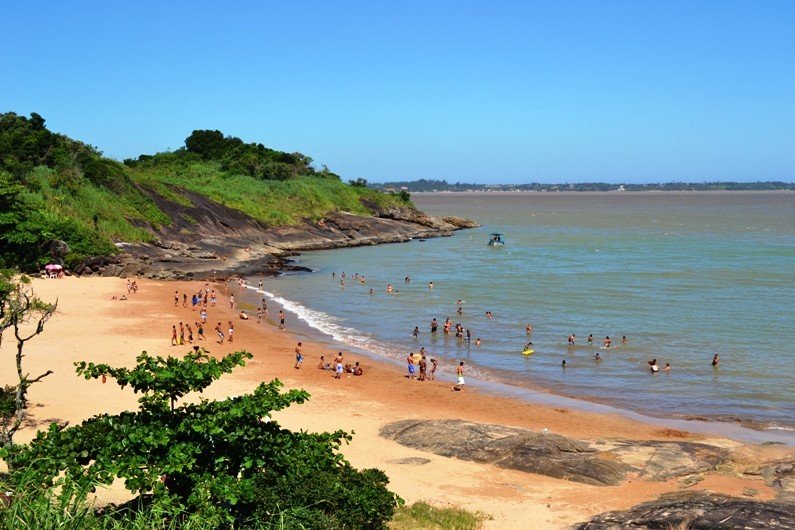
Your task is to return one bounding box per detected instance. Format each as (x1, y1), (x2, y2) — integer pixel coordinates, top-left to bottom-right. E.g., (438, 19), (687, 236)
(1, 277), (789, 528)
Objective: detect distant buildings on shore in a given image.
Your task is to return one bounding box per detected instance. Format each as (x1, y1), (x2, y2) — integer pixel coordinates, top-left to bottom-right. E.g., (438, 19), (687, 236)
(371, 179), (794, 193)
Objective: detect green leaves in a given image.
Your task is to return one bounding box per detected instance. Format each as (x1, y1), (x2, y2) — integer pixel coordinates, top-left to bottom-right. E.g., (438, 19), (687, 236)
(75, 349), (253, 411)
(6, 348), (399, 527)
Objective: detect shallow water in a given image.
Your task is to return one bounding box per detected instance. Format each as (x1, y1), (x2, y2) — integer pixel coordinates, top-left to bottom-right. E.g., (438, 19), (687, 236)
(249, 192), (795, 433)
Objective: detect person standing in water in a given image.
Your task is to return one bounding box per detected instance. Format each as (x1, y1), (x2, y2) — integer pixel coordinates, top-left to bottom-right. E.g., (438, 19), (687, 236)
(587, 334), (593, 345)
(712, 353), (720, 366)
(568, 334), (576, 346)
(412, 326), (419, 338)
(603, 336), (612, 348)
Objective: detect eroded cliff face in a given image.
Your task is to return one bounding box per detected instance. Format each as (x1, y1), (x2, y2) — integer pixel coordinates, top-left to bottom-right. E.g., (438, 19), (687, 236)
(74, 188), (478, 280)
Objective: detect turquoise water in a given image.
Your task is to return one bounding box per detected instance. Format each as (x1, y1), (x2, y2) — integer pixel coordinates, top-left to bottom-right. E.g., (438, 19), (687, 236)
(250, 192), (795, 431)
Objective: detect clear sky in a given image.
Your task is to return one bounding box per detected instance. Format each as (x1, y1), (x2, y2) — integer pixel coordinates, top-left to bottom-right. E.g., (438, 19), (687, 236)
(2, 1), (793, 183)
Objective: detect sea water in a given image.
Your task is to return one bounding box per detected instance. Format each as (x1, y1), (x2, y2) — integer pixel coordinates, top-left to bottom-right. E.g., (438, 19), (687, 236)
(247, 192), (795, 433)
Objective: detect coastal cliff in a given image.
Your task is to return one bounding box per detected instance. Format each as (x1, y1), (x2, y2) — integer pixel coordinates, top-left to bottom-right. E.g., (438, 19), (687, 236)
(0, 112), (478, 277)
(80, 191), (478, 280)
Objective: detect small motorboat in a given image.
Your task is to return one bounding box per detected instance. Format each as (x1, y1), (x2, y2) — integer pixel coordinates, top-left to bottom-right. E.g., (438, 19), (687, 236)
(488, 233), (505, 246)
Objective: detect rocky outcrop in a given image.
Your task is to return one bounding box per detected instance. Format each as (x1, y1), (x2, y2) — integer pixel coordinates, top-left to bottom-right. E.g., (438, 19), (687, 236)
(742, 460), (795, 502)
(380, 420), (728, 486)
(442, 216), (481, 229)
(75, 187), (477, 280)
(577, 491), (795, 529)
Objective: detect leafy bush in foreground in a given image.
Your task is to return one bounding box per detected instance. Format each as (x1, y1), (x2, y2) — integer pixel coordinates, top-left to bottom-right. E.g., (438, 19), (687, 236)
(1, 349), (400, 528)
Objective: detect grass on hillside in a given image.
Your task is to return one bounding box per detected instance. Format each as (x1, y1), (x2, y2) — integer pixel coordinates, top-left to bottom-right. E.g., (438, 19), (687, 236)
(28, 166), (167, 243)
(132, 162), (409, 226)
(389, 502), (487, 530)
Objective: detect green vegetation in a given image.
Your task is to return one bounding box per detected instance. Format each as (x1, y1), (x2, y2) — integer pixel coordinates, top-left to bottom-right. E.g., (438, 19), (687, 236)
(389, 502), (486, 530)
(0, 276), (57, 450)
(0, 112), (410, 271)
(1, 348), (400, 528)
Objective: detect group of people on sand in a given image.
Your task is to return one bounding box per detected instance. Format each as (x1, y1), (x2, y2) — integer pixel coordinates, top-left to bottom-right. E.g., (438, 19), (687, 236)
(174, 285), (217, 310)
(405, 348), (438, 382)
(313, 348), (364, 378)
(112, 279), (139, 301)
(168, 284), (239, 346)
(171, 320), (205, 345)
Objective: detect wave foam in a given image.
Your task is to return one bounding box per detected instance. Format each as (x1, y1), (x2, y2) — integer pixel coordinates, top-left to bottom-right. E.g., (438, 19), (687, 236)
(245, 286), (395, 358)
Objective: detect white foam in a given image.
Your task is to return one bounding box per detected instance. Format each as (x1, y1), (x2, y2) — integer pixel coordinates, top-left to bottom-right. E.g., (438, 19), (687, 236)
(245, 285), (392, 358)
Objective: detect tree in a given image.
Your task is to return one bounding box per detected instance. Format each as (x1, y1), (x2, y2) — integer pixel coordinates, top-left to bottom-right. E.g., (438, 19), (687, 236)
(3, 349), (400, 526)
(184, 129), (227, 159)
(0, 274), (57, 454)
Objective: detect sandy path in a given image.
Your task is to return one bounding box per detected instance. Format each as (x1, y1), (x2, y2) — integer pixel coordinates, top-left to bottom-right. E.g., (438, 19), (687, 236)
(1, 277), (787, 529)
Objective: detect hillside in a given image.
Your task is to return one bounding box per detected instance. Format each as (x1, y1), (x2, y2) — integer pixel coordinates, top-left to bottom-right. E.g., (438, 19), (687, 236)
(0, 112), (474, 277)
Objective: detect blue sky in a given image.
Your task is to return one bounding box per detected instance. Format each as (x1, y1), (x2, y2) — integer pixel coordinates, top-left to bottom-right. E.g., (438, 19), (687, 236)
(2, 1), (793, 183)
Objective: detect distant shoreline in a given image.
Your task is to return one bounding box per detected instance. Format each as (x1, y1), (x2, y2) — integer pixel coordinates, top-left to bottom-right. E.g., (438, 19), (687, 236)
(411, 189), (795, 195)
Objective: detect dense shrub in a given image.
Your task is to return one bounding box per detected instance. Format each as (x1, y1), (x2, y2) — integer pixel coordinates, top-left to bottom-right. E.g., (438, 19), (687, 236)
(1, 350), (401, 529)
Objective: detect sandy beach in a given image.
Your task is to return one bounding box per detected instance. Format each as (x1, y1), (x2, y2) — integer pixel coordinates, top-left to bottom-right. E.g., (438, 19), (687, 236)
(2, 276), (790, 529)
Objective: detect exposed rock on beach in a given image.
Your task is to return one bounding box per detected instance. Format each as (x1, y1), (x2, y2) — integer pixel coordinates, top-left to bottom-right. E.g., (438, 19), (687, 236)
(577, 491), (795, 529)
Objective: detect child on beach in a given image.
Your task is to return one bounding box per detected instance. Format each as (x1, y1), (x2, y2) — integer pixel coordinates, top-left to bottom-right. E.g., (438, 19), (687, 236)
(430, 358), (438, 380)
(215, 322), (224, 344)
(228, 321), (234, 343)
(171, 325), (177, 346)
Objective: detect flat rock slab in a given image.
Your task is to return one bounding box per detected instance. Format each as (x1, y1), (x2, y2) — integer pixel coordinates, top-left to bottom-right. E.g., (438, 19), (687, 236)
(577, 491), (795, 529)
(380, 420), (727, 487)
(743, 461), (795, 502)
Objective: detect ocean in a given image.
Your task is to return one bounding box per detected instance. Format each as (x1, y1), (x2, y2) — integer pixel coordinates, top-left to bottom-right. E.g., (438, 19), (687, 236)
(244, 191), (795, 437)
